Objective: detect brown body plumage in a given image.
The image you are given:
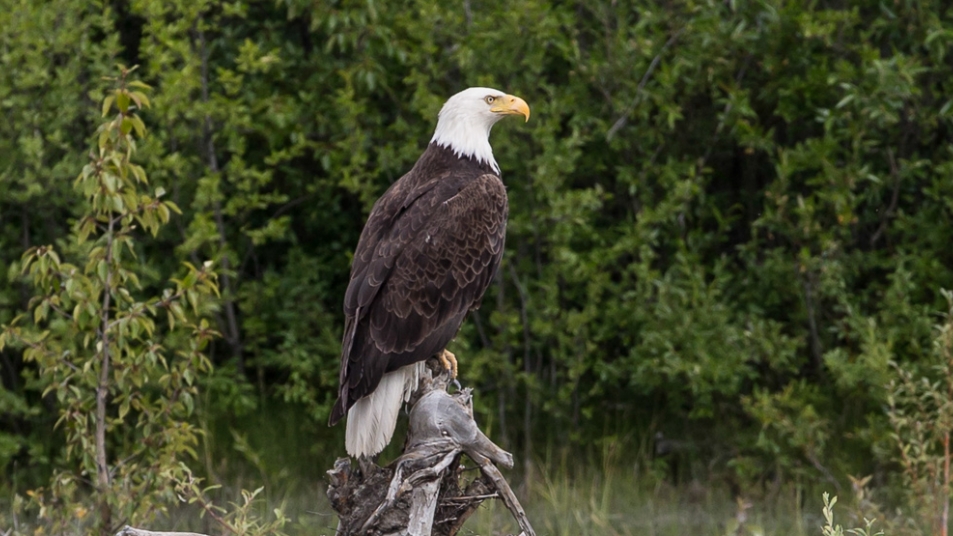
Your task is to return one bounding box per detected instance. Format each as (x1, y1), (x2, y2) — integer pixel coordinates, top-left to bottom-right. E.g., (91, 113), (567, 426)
(329, 144), (508, 426)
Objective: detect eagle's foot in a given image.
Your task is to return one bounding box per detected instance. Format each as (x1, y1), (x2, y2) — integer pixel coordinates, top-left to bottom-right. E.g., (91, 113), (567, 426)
(438, 349), (458, 379)
(356, 454), (380, 478)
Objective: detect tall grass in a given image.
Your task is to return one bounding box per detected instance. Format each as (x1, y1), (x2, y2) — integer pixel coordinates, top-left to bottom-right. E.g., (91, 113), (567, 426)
(192, 400), (844, 536)
(0, 402), (894, 536)
(462, 452), (826, 536)
(220, 464), (830, 536)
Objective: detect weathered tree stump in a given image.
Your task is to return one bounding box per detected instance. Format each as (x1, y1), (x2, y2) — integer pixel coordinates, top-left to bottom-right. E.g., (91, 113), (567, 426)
(327, 360), (535, 536)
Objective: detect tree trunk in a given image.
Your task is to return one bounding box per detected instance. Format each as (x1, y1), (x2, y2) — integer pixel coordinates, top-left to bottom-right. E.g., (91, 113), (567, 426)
(327, 360), (536, 536)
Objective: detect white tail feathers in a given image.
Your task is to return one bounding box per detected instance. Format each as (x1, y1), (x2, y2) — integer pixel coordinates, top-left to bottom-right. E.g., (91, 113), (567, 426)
(345, 362), (425, 458)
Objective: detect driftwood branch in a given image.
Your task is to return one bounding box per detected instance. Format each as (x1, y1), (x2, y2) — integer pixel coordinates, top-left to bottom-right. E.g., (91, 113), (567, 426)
(327, 360), (536, 536)
(115, 527), (208, 536)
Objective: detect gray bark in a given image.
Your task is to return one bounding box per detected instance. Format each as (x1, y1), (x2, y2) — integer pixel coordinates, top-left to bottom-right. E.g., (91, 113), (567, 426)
(327, 361), (535, 536)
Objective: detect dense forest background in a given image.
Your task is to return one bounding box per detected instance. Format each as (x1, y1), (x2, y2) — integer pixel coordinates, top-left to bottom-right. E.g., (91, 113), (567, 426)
(3, 0), (953, 534)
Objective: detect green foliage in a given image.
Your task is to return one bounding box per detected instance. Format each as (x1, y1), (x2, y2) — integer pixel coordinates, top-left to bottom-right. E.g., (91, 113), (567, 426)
(3, 0), (953, 526)
(884, 289), (953, 535)
(0, 66), (286, 536)
(0, 66), (220, 535)
(821, 493), (884, 536)
(0, 0), (123, 490)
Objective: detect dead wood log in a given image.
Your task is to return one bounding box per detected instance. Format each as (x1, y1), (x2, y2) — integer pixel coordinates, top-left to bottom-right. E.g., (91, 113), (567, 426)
(327, 360), (535, 536)
(115, 527), (208, 536)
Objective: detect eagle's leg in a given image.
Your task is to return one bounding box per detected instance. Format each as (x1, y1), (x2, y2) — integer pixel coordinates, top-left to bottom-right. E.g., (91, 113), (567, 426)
(437, 349), (458, 379)
(358, 454), (379, 475)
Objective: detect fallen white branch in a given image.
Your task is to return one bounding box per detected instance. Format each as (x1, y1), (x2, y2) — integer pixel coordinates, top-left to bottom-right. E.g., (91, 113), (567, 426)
(115, 527), (209, 536)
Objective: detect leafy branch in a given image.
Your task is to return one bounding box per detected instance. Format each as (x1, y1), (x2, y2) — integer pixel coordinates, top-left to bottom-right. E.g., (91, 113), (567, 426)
(0, 66), (222, 536)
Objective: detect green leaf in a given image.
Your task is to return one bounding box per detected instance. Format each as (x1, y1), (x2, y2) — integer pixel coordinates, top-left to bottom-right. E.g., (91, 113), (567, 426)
(129, 91), (151, 109)
(165, 200), (182, 215)
(129, 114), (147, 138)
(835, 94), (855, 109)
(102, 95), (115, 117)
(116, 91), (130, 113)
(98, 128), (111, 150)
(182, 392), (194, 415)
(97, 260), (108, 283)
(941, 99), (952, 117)
(158, 203), (171, 224)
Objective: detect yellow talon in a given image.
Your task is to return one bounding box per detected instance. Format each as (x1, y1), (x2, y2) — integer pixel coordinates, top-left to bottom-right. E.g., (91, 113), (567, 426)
(438, 349), (458, 379)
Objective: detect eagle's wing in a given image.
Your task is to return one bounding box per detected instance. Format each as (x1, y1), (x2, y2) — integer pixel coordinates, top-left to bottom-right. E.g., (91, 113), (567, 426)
(329, 173), (507, 425)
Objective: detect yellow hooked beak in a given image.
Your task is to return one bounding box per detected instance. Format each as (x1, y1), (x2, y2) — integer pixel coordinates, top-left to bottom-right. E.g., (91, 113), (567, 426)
(491, 94), (530, 122)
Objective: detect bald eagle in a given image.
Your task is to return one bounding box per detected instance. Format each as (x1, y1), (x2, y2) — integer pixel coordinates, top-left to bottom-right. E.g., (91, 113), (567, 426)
(329, 87), (530, 458)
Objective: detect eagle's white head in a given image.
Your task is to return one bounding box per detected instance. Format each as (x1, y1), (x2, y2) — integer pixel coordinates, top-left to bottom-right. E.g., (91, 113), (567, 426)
(430, 87), (530, 174)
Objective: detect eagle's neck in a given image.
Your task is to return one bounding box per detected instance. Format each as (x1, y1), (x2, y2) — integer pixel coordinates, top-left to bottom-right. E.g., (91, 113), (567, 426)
(430, 115), (500, 174)
(418, 143), (499, 177)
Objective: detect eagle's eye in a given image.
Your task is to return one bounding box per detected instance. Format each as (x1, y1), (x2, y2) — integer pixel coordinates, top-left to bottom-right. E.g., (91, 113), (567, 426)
(485, 96), (496, 104)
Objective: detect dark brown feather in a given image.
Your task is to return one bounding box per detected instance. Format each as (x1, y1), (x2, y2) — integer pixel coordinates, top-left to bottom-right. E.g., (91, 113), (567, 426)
(329, 143), (508, 425)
